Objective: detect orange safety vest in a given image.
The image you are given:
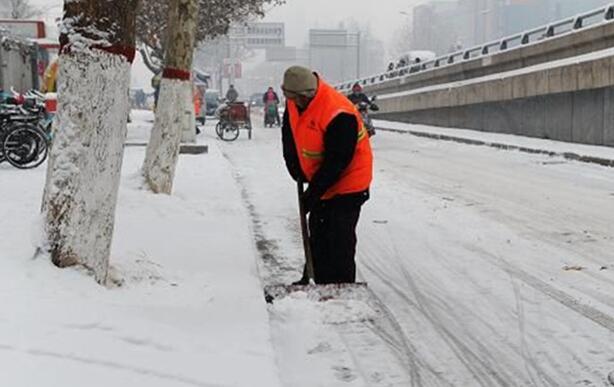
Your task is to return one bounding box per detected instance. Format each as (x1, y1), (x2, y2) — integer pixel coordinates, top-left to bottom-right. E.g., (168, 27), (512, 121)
(287, 78), (373, 200)
(193, 86), (201, 116)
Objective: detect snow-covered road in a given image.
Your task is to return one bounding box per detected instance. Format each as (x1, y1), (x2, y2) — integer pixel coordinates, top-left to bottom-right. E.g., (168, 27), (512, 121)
(217, 117), (614, 386)
(3, 110), (613, 386)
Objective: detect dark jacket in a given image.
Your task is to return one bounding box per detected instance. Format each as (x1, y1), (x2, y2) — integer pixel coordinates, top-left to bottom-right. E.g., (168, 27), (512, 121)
(226, 87), (239, 102)
(281, 107), (368, 207)
(347, 92), (370, 106)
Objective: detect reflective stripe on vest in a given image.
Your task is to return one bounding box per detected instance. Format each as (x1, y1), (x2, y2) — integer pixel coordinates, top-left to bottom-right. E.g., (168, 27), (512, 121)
(301, 149), (324, 159)
(288, 78), (373, 199)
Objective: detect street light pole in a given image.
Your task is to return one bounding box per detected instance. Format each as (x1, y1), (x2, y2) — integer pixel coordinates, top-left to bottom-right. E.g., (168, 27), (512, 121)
(356, 31), (361, 79)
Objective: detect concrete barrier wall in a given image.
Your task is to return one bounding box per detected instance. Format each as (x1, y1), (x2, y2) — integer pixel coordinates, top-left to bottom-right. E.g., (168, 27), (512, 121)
(376, 49), (614, 110)
(376, 87), (614, 147)
(372, 45), (614, 147)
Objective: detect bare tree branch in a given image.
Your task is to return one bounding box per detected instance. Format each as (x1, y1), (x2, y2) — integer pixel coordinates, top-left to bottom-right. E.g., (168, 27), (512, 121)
(0, 0), (43, 19)
(136, 0), (285, 69)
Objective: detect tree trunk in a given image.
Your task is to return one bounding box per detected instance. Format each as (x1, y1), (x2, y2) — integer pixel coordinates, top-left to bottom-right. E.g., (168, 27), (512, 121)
(42, 0), (138, 284)
(142, 0), (200, 194)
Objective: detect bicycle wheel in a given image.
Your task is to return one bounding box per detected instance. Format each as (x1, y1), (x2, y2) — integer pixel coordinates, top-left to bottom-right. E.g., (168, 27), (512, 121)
(3, 125), (48, 169)
(219, 123), (240, 141)
(215, 121), (225, 139)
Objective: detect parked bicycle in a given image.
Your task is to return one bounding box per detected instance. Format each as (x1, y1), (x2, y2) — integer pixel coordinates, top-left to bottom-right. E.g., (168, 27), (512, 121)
(0, 88), (52, 169)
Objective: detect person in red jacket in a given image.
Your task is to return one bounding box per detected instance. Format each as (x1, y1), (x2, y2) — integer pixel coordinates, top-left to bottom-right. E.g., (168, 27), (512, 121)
(281, 65), (373, 285)
(262, 86), (280, 126)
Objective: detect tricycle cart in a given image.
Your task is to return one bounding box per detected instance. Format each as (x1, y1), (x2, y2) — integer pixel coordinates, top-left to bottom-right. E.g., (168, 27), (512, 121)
(215, 102), (252, 141)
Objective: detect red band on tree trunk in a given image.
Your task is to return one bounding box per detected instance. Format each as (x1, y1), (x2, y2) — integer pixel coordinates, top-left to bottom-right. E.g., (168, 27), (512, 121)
(96, 45), (136, 63)
(59, 37), (136, 64)
(162, 68), (191, 81)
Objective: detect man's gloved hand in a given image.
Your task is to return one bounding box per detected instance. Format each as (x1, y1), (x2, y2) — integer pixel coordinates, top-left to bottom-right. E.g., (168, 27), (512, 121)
(301, 186), (320, 214)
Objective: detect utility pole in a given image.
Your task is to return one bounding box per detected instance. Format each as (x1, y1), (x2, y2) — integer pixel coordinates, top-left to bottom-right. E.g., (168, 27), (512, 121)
(229, 37), (235, 88)
(356, 31), (361, 79)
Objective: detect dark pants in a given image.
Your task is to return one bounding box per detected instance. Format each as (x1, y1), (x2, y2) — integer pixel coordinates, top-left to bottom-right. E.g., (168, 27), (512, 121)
(307, 193), (367, 284)
(153, 87), (160, 108)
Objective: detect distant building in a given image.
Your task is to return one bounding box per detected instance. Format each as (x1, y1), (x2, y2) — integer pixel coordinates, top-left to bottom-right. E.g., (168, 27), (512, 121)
(495, 0), (608, 38)
(412, 1), (461, 54)
(411, 0), (612, 54)
(308, 29), (360, 84)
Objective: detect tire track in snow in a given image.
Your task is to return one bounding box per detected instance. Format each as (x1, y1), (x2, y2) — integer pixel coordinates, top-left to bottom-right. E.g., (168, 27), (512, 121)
(361, 256), (513, 387)
(360, 223), (513, 386)
(510, 277), (555, 387)
(360, 287), (452, 387)
(466, 244), (614, 334)
(359, 223), (563, 386)
(366, 131), (614, 385)
(361, 200), (606, 386)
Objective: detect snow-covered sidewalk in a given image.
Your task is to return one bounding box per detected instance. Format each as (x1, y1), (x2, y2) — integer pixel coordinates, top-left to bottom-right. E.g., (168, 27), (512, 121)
(375, 119), (614, 167)
(0, 111), (281, 387)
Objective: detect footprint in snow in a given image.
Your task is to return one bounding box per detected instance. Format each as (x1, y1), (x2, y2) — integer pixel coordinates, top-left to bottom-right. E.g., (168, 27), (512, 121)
(333, 366), (357, 382)
(307, 342), (331, 354)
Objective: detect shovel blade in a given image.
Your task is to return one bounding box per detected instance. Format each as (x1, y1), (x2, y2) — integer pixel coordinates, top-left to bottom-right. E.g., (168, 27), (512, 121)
(264, 282), (369, 304)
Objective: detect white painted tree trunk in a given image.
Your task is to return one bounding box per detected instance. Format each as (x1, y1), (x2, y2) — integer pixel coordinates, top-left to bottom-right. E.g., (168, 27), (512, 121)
(142, 78), (192, 194)
(142, 0), (200, 194)
(42, 49), (131, 283)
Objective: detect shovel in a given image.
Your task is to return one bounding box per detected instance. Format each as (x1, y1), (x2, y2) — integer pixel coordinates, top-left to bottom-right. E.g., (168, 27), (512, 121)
(264, 181), (368, 303)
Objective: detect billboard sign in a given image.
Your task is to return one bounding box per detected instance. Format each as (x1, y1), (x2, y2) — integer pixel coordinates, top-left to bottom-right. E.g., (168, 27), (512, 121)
(0, 19), (46, 39)
(230, 22), (285, 48)
(223, 62), (242, 79)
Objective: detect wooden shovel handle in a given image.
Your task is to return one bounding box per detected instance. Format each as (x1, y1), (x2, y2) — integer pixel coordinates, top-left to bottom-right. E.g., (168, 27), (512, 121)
(297, 180), (315, 282)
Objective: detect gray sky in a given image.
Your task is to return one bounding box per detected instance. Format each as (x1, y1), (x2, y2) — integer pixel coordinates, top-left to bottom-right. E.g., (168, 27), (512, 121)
(29, 0), (423, 91)
(32, 0), (61, 18)
(263, 0), (422, 47)
(34, 0), (422, 48)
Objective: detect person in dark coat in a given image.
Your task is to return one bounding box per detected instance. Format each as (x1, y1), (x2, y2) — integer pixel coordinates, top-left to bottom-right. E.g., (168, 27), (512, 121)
(281, 66), (373, 285)
(225, 84), (239, 102)
(347, 83), (370, 106)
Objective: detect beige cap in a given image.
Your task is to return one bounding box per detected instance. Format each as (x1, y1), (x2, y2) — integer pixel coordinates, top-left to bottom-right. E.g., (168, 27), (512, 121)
(282, 66), (318, 95)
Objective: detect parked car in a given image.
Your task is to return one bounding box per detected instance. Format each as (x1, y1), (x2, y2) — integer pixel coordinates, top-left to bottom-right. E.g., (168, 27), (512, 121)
(249, 93), (264, 108)
(204, 89), (220, 116)
(396, 50), (436, 67)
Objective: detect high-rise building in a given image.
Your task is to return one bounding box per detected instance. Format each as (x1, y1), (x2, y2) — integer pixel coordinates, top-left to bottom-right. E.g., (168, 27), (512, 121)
(308, 29), (360, 83)
(412, 1), (464, 54)
(411, 0), (611, 55)
(501, 0), (610, 37)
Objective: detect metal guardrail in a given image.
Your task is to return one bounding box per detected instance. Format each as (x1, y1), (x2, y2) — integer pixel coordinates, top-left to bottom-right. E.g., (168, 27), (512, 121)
(336, 4), (614, 92)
